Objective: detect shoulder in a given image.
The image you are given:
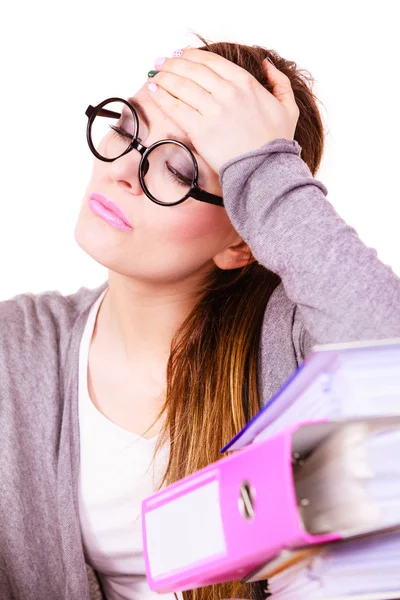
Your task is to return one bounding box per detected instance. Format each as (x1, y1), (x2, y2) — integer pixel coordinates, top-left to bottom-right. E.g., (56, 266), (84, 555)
(0, 282), (107, 345)
(0, 283), (106, 409)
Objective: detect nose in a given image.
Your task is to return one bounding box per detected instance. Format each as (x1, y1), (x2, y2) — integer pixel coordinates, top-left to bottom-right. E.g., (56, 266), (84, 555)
(109, 146), (144, 195)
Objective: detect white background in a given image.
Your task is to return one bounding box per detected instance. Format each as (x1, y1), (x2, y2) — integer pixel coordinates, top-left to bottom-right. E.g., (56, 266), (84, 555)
(1, 0), (399, 300)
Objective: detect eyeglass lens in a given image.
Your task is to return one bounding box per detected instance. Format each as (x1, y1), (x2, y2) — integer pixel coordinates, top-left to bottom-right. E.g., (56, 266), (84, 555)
(90, 100), (196, 205)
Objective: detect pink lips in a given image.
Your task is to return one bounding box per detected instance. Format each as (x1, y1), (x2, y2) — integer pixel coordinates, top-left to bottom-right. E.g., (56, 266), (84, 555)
(88, 192), (133, 231)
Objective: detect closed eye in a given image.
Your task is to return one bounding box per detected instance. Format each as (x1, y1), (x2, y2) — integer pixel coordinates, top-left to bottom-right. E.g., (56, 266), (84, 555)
(166, 163), (192, 187)
(110, 125), (133, 140)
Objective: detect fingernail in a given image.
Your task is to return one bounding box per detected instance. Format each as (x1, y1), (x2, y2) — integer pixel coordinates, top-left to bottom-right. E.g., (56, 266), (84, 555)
(147, 70), (159, 78)
(148, 82), (158, 92)
(155, 57), (167, 67)
(172, 49), (183, 57)
(265, 56), (275, 66)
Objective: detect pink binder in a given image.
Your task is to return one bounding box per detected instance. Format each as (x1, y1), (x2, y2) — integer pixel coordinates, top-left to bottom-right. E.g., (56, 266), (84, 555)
(142, 420), (343, 593)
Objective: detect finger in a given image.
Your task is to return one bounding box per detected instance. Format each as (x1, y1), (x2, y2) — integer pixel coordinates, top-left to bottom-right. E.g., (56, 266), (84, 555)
(149, 70), (216, 115)
(154, 55), (230, 98)
(263, 59), (299, 113)
(167, 48), (253, 87)
(146, 82), (202, 137)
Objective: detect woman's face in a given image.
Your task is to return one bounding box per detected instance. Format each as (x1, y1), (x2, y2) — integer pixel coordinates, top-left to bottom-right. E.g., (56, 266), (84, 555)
(74, 83), (243, 285)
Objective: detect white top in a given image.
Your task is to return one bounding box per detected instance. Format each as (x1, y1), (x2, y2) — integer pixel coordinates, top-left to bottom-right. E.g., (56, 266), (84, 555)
(78, 288), (181, 600)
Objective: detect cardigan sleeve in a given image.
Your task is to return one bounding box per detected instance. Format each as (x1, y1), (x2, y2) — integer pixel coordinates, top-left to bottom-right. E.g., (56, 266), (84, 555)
(219, 138), (400, 361)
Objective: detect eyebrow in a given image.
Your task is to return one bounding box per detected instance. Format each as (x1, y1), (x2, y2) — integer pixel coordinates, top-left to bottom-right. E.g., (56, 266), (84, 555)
(127, 96), (200, 157)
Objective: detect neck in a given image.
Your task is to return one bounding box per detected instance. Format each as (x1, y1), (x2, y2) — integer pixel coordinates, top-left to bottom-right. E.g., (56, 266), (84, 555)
(97, 268), (212, 365)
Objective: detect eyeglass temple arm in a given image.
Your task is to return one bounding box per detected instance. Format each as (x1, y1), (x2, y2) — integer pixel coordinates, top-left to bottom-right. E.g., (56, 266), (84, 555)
(191, 187), (224, 207)
(85, 105), (121, 119)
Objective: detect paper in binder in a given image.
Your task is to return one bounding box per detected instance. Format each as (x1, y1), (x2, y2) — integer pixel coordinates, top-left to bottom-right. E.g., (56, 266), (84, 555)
(244, 529), (400, 600)
(221, 337), (400, 453)
(294, 421), (400, 536)
(142, 416), (400, 593)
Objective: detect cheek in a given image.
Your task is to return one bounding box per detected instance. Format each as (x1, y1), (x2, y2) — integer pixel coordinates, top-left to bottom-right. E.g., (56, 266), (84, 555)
(161, 203), (232, 246)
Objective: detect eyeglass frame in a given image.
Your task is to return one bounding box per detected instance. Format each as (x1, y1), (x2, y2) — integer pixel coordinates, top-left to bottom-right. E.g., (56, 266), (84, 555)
(85, 97), (224, 208)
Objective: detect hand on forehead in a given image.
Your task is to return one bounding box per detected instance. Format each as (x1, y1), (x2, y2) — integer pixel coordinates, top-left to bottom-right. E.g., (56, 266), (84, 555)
(144, 47), (300, 173)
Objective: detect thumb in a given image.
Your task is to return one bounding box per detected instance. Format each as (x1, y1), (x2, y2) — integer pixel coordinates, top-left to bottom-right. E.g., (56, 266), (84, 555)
(263, 57), (298, 111)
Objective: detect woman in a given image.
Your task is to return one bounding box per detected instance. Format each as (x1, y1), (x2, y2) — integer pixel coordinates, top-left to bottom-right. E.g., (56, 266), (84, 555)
(1, 34), (399, 600)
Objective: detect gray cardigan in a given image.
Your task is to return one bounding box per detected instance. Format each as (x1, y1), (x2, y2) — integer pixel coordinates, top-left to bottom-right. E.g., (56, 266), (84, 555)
(1, 138), (399, 600)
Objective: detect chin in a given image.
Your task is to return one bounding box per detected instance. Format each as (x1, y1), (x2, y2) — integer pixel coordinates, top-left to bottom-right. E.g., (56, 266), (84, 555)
(74, 208), (125, 272)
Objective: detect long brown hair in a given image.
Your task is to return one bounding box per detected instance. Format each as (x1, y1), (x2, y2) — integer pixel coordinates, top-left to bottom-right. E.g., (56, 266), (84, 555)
(148, 33), (326, 600)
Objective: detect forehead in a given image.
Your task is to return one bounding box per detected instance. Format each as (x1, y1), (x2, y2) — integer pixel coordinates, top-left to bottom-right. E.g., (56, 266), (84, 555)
(131, 85), (197, 154)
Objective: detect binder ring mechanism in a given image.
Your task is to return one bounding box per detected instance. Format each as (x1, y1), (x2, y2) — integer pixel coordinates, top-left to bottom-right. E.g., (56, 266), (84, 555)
(239, 480), (256, 520)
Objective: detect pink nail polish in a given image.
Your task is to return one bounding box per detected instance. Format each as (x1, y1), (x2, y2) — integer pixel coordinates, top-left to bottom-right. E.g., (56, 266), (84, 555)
(148, 82), (158, 92)
(172, 49), (183, 57)
(155, 57), (167, 67)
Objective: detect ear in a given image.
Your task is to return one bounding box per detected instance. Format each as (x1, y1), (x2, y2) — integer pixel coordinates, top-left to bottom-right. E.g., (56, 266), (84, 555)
(213, 236), (256, 270)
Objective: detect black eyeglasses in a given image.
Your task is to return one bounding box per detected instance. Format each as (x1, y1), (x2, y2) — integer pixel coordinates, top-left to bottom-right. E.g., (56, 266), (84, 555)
(85, 97), (224, 207)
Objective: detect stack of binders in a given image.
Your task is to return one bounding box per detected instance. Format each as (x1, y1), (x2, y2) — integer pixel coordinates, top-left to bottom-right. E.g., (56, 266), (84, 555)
(142, 338), (400, 600)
